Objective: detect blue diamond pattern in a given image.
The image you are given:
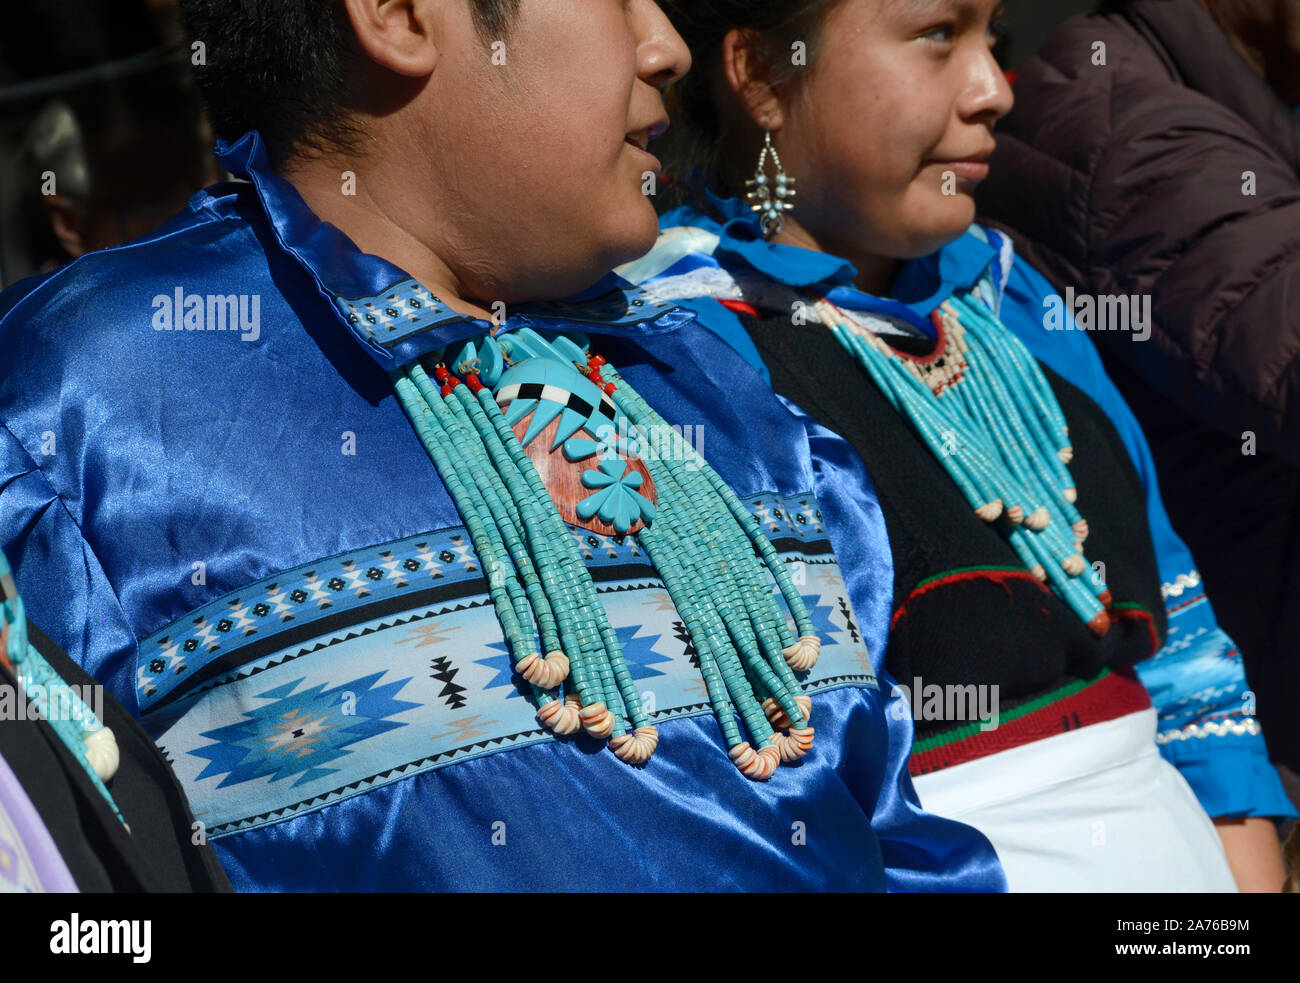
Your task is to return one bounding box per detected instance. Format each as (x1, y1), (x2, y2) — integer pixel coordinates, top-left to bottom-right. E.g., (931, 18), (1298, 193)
(189, 672), (419, 789)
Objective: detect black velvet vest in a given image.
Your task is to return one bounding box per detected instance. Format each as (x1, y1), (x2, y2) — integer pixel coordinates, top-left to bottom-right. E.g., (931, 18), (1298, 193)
(739, 312), (1167, 739)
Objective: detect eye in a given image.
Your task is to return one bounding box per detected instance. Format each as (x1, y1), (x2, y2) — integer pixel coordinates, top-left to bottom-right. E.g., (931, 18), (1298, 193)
(920, 23), (957, 44)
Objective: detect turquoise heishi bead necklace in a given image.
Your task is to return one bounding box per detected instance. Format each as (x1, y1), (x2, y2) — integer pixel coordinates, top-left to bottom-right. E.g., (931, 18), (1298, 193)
(812, 293), (1113, 638)
(390, 329), (820, 779)
(1, 550), (126, 824)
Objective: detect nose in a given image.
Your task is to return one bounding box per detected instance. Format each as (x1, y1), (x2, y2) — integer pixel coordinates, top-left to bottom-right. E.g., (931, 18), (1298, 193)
(635, 0), (692, 90)
(959, 47), (1015, 125)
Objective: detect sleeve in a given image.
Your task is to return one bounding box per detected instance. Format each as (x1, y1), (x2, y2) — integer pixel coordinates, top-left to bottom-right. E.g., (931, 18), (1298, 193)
(0, 421), (141, 717)
(1001, 257), (1297, 820)
(1085, 85), (1300, 464)
(796, 402), (1007, 891)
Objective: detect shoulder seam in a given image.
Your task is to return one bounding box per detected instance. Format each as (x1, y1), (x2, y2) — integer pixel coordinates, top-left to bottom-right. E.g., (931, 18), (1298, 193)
(0, 419), (140, 714)
(0, 204), (241, 332)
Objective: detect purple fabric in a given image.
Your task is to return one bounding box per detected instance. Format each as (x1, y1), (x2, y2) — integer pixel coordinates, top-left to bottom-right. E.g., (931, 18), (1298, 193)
(0, 750), (78, 892)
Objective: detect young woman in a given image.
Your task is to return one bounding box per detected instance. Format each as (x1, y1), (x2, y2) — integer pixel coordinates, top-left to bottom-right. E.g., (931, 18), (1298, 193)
(630, 0), (1296, 891)
(0, 0), (1002, 891)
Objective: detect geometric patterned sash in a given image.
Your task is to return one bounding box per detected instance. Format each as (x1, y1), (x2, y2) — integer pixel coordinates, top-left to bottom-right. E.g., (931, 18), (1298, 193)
(140, 492), (877, 838)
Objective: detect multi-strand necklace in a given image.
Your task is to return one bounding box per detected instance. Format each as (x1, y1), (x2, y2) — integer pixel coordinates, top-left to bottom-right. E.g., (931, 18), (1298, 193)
(813, 291), (1112, 637)
(391, 328), (820, 779)
(1, 552), (125, 824)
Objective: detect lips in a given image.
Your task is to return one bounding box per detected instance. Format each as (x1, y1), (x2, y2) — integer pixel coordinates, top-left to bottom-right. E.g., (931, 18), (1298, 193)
(623, 122), (667, 172)
(928, 143), (995, 183)
(625, 117), (669, 154)
(939, 160), (991, 181)
(624, 141), (663, 174)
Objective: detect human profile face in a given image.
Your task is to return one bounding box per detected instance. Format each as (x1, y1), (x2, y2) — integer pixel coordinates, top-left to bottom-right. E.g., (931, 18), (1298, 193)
(772, 0), (1012, 263)
(417, 0), (690, 305)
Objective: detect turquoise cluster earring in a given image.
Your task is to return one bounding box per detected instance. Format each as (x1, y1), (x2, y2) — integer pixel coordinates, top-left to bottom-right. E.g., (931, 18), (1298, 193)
(391, 329), (822, 779)
(745, 130), (795, 239)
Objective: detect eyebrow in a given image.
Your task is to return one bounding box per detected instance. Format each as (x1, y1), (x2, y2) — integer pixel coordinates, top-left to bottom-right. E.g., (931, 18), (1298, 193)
(889, 0), (996, 19)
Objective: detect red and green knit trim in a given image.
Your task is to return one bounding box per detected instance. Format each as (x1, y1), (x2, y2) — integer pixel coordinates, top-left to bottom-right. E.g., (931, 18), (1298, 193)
(892, 565), (1049, 630)
(907, 667), (1152, 776)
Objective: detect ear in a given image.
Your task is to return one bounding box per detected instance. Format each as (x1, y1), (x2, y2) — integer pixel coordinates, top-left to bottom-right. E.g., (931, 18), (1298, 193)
(720, 28), (786, 131)
(341, 0), (441, 78)
(42, 195), (87, 258)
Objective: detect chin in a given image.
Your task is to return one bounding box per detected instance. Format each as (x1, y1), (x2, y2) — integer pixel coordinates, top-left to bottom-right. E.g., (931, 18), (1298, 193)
(597, 195), (662, 270)
(503, 199), (659, 304)
(944, 192), (978, 229)
(910, 196), (977, 253)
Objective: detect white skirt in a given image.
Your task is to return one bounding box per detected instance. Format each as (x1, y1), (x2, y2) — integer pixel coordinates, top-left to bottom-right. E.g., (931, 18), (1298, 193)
(911, 708), (1237, 892)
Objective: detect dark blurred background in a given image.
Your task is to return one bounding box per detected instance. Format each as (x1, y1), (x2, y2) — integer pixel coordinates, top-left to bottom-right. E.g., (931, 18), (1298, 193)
(999, 0), (1100, 66)
(0, 0), (219, 289)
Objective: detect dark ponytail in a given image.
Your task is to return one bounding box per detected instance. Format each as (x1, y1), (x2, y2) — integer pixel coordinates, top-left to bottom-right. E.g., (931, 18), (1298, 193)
(657, 0), (841, 214)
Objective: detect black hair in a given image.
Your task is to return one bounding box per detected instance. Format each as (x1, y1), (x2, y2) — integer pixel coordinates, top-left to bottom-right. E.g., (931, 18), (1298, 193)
(656, 0), (843, 212)
(178, 0), (519, 169)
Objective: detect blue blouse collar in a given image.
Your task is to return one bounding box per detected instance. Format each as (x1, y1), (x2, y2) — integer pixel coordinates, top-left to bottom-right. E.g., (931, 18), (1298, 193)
(657, 192), (1006, 327)
(674, 192), (860, 289)
(214, 130), (690, 371)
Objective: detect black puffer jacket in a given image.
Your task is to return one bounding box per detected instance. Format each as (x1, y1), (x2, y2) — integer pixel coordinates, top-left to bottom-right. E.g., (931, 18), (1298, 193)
(977, 0), (1300, 771)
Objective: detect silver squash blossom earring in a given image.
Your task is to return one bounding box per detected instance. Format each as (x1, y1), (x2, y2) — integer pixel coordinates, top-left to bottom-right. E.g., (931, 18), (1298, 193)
(746, 130), (795, 238)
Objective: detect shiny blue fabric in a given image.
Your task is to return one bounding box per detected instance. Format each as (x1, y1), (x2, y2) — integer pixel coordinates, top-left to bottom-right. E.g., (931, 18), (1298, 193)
(639, 198), (1296, 822)
(0, 131), (1005, 891)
